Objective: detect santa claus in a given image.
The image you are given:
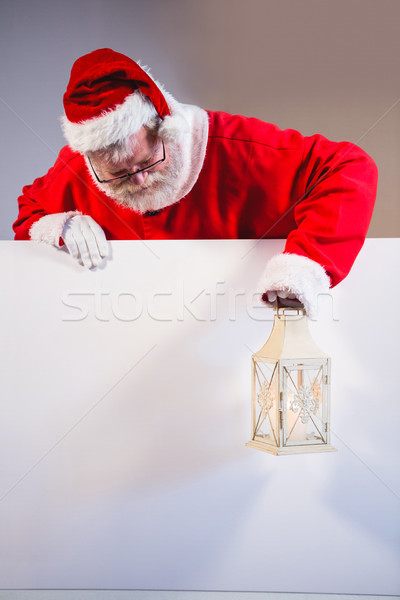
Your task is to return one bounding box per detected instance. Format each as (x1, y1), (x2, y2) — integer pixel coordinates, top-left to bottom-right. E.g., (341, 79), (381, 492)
(13, 48), (378, 318)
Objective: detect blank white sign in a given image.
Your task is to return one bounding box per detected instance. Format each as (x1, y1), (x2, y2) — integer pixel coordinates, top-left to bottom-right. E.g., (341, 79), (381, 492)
(0, 239), (399, 595)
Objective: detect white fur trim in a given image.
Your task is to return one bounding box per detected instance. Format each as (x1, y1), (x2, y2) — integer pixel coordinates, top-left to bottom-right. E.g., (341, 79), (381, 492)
(136, 65), (190, 141)
(157, 91), (190, 141)
(61, 91), (158, 153)
(261, 253), (331, 319)
(173, 103), (209, 201)
(29, 211), (81, 246)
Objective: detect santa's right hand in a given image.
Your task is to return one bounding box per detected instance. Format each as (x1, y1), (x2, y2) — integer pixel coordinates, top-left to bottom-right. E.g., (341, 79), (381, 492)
(61, 215), (109, 269)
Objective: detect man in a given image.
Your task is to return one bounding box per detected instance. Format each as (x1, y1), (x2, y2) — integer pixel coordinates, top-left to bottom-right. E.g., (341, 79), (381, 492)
(13, 48), (378, 317)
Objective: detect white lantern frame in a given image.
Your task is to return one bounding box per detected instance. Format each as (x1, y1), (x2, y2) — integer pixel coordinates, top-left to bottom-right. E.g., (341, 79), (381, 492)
(246, 307), (336, 456)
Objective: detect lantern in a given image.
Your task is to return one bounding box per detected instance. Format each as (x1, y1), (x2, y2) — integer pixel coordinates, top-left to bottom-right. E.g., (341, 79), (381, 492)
(246, 306), (336, 455)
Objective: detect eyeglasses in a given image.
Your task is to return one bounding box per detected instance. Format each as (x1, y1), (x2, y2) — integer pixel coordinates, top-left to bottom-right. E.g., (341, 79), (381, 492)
(87, 140), (165, 184)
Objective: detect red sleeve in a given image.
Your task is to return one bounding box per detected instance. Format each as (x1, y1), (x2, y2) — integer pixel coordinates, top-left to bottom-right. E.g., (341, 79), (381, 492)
(13, 147), (80, 240)
(285, 134), (378, 287)
(13, 192), (47, 240)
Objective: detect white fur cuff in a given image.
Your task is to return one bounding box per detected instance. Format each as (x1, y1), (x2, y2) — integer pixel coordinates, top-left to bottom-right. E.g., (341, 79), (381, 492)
(261, 253), (331, 319)
(29, 211), (81, 246)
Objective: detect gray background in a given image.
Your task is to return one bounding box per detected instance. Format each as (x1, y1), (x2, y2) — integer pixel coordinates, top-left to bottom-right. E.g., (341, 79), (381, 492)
(1, 0), (399, 239)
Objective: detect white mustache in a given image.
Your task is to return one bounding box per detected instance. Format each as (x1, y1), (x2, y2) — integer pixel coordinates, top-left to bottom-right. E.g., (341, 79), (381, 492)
(112, 171), (165, 193)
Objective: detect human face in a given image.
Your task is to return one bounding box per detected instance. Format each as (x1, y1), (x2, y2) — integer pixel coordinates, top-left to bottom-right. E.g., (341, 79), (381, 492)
(88, 139), (165, 185)
(88, 127), (185, 214)
(91, 126), (167, 188)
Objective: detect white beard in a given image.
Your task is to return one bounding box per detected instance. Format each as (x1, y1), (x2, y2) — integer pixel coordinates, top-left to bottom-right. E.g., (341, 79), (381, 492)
(95, 141), (185, 214)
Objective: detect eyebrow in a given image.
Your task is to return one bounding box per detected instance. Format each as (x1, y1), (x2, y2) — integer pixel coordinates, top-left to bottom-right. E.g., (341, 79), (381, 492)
(108, 143), (160, 174)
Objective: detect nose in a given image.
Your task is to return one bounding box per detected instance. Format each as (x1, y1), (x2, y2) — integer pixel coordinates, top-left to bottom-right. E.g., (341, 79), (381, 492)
(128, 170), (149, 185)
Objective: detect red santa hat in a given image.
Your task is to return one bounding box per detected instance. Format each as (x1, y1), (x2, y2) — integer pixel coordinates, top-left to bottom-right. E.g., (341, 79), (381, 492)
(61, 48), (186, 153)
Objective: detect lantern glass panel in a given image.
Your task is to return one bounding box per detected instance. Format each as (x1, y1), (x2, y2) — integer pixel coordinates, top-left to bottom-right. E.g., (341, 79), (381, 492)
(282, 360), (329, 447)
(252, 359), (279, 448)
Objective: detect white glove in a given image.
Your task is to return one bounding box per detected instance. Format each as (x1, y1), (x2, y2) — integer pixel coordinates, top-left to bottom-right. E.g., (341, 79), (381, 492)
(61, 215), (109, 269)
(263, 289), (303, 309)
(260, 253), (331, 318)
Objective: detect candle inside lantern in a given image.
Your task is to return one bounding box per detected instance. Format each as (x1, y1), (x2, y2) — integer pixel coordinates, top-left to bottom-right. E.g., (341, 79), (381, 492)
(286, 390), (308, 442)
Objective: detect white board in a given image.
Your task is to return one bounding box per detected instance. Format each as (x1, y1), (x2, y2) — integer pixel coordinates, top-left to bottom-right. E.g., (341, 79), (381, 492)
(0, 239), (399, 595)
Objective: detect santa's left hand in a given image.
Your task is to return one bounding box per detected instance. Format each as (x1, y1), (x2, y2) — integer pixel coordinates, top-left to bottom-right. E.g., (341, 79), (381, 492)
(262, 290), (304, 309)
(260, 253), (331, 318)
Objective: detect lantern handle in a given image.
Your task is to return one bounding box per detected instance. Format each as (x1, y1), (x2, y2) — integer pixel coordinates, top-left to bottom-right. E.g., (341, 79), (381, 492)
(274, 297), (306, 318)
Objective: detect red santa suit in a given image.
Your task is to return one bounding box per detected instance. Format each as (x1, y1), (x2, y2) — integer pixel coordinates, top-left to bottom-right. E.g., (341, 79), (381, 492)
(13, 49), (378, 316)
